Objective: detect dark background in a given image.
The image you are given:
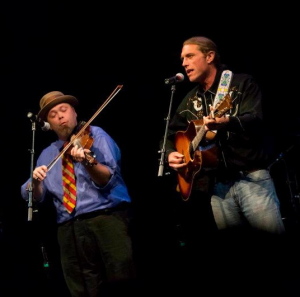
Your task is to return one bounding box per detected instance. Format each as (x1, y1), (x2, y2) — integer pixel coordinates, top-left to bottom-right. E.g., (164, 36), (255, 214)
(1, 2), (300, 296)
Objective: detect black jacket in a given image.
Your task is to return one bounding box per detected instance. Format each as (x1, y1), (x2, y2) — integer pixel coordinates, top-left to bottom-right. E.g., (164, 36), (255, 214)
(162, 67), (272, 173)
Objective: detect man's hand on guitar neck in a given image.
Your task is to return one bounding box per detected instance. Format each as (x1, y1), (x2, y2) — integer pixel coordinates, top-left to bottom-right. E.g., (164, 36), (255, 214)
(168, 151), (187, 171)
(203, 114), (229, 131)
(203, 103), (230, 131)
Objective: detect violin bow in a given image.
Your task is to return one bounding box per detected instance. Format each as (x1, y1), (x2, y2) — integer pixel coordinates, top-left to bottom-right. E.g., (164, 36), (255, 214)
(47, 85), (123, 171)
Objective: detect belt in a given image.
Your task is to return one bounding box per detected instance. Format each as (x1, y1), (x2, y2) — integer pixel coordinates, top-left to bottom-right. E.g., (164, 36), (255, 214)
(76, 202), (130, 221)
(59, 202), (130, 225)
(75, 208), (115, 221)
(216, 168), (262, 183)
(240, 168), (261, 176)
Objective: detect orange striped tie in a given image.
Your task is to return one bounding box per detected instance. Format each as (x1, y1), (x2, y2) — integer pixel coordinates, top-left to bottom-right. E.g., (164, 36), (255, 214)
(62, 153), (77, 213)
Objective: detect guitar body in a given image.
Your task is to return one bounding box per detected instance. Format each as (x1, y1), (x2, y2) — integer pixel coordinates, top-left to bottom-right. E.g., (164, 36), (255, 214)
(175, 120), (219, 201)
(174, 92), (233, 201)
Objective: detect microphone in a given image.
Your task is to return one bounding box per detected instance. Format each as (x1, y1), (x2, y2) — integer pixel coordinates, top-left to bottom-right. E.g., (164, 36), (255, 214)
(164, 73), (185, 85)
(27, 112), (51, 131)
(38, 118), (51, 131)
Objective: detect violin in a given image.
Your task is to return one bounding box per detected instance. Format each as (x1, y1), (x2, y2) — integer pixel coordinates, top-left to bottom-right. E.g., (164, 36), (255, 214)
(47, 85), (123, 171)
(69, 122), (97, 166)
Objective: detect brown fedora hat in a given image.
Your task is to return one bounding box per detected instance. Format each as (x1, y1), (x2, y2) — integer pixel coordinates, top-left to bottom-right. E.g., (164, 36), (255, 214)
(37, 91), (79, 121)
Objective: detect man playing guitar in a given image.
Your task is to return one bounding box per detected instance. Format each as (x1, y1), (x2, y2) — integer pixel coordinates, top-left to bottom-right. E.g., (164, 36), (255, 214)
(160, 36), (285, 235)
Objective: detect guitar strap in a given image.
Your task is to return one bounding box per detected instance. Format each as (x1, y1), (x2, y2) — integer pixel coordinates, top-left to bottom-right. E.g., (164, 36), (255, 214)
(213, 70), (233, 108)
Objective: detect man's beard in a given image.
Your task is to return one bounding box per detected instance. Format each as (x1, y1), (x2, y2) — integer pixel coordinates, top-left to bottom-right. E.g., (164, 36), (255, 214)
(60, 126), (74, 140)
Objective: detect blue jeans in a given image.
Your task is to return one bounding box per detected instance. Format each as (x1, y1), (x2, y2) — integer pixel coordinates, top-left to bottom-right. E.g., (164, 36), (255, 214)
(211, 169), (285, 234)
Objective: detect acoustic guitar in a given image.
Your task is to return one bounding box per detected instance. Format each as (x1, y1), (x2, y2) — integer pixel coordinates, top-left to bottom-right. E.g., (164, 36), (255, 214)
(174, 93), (233, 201)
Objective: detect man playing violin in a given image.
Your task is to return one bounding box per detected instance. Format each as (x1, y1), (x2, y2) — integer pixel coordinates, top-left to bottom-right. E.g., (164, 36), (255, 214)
(21, 91), (136, 297)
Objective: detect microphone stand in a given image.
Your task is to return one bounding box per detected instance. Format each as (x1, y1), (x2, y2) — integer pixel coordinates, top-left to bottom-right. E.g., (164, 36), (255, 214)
(27, 112), (38, 221)
(158, 84), (176, 177)
(26, 113), (52, 282)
